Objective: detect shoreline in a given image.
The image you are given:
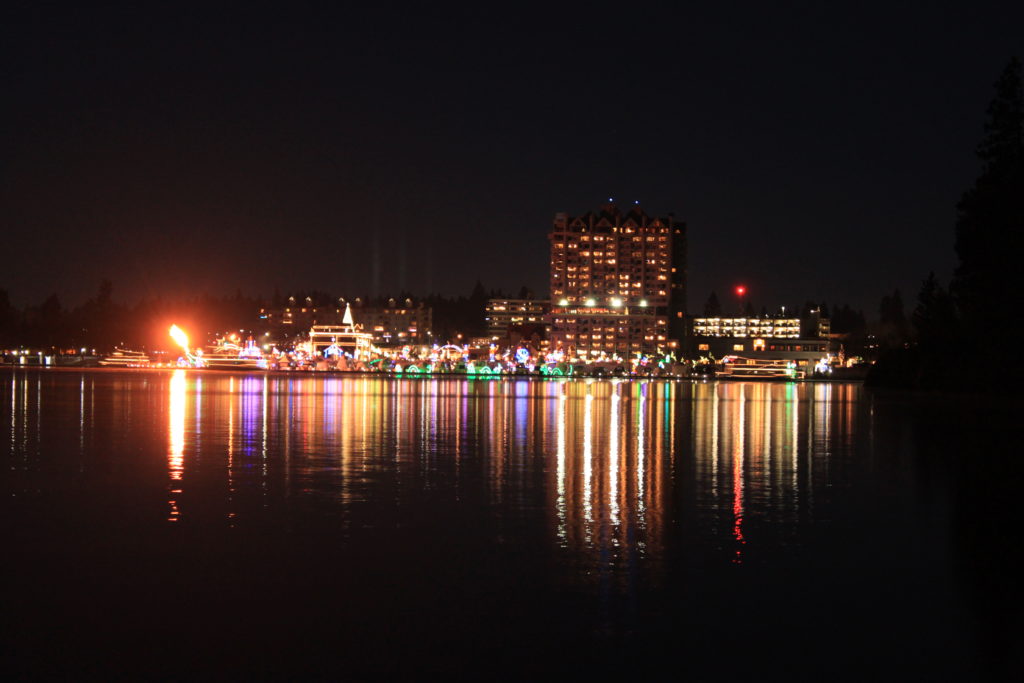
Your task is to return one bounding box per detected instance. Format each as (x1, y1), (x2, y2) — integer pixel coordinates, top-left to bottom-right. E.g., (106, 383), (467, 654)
(1, 365), (863, 383)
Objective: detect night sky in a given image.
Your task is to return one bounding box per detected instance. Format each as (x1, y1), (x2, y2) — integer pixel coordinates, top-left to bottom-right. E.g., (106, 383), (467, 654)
(2, 3), (1021, 315)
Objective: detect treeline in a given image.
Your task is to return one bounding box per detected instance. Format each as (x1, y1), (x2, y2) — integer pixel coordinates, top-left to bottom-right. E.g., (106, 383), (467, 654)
(0, 279), (523, 351)
(0, 282), (265, 351)
(868, 58), (1023, 391)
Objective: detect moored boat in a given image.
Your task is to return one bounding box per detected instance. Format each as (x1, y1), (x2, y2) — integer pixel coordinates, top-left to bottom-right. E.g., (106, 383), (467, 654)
(194, 338), (267, 370)
(717, 355), (803, 379)
(99, 348), (150, 367)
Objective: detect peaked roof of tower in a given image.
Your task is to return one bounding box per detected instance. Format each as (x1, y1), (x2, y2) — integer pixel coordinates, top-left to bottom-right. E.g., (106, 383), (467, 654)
(557, 204), (678, 227)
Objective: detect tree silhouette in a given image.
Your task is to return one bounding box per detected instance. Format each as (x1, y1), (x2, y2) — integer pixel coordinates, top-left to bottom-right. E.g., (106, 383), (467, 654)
(879, 289), (906, 325)
(703, 291), (722, 316)
(953, 58), (1024, 337)
(877, 289), (909, 348)
(913, 272), (956, 349)
(0, 289), (15, 345)
(870, 59), (1023, 390)
(97, 279), (113, 307)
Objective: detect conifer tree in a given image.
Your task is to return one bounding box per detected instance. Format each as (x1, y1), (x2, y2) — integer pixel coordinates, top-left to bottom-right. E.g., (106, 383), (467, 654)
(703, 291), (722, 316)
(913, 272), (956, 348)
(953, 58), (1024, 332)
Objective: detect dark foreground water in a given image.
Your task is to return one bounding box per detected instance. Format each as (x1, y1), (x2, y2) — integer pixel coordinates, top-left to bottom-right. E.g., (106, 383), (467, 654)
(1, 369), (1020, 680)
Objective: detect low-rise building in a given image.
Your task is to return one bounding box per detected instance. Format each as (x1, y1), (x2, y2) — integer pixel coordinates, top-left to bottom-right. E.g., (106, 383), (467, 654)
(691, 315), (832, 371)
(358, 302), (432, 346)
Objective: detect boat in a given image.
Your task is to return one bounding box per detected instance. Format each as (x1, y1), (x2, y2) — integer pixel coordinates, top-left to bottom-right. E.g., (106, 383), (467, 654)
(195, 338), (267, 371)
(99, 348), (150, 367)
(717, 355), (804, 379)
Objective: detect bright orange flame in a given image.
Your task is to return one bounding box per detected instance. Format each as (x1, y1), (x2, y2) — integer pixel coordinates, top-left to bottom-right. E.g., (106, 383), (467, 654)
(169, 324), (189, 351)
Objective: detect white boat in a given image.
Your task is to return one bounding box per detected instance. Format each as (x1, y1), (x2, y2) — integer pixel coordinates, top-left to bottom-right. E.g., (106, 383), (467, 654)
(717, 356), (804, 379)
(99, 349), (150, 367)
(195, 339), (267, 371)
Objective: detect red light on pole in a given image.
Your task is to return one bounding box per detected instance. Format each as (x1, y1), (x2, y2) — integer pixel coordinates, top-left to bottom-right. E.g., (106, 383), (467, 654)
(735, 285), (748, 316)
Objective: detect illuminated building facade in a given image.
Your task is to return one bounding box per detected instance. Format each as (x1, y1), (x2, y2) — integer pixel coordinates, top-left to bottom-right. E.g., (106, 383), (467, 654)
(692, 317), (802, 338)
(485, 298), (549, 341)
(692, 315), (831, 369)
(548, 203), (686, 356)
(357, 303), (432, 345)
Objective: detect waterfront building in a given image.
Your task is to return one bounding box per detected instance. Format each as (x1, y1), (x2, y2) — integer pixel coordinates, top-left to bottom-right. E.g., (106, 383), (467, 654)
(485, 298), (549, 342)
(548, 203), (686, 356)
(692, 316), (802, 338)
(357, 299), (433, 345)
(691, 314), (832, 371)
(259, 298), (432, 346)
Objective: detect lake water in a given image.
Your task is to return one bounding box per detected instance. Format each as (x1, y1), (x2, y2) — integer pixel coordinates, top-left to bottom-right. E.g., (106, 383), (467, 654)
(1, 369), (1019, 679)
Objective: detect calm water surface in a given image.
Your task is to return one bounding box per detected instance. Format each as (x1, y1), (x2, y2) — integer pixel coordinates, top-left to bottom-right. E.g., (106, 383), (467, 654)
(1, 369), (1019, 679)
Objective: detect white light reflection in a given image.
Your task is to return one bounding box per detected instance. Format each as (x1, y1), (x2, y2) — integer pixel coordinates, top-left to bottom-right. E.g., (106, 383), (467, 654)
(556, 390), (567, 545)
(711, 383), (719, 502)
(583, 390), (594, 532)
(791, 384), (799, 499)
(732, 385), (746, 563)
(168, 369), (186, 521)
(79, 376), (85, 456)
(764, 384), (772, 472)
(608, 386), (621, 529)
(262, 376), (269, 481)
(228, 375), (236, 523)
(11, 376), (18, 456)
(636, 382), (646, 528)
(21, 377), (29, 453)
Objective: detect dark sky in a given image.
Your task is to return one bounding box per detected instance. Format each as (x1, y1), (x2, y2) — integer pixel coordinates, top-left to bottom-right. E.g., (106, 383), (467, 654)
(2, 2), (1021, 316)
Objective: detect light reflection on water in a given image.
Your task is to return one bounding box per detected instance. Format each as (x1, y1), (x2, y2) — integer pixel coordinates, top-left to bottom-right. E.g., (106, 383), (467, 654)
(2, 369), (998, 677)
(5, 372), (867, 569)
(168, 369), (185, 521)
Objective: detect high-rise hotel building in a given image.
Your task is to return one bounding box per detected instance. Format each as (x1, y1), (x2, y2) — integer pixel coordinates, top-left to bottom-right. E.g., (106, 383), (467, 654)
(549, 203), (686, 356)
